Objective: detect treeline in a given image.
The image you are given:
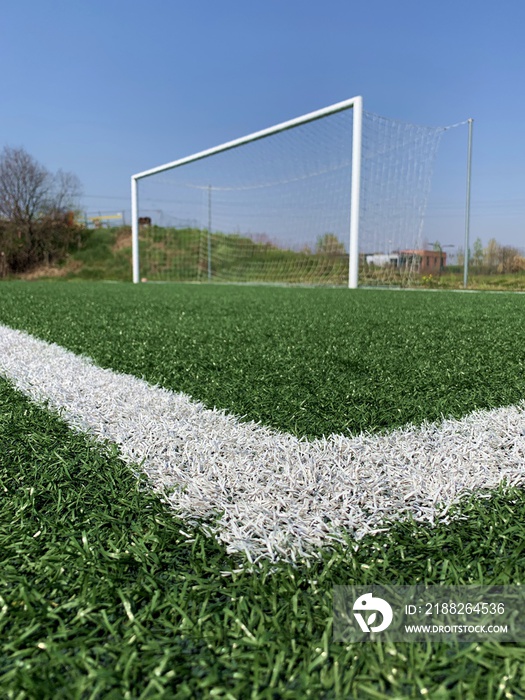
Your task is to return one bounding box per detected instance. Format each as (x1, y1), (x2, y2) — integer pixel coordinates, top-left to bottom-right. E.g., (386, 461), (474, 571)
(458, 238), (525, 274)
(0, 146), (86, 276)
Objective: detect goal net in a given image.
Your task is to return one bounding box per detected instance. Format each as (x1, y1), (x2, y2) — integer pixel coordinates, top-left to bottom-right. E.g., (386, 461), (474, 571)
(131, 98), (458, 287)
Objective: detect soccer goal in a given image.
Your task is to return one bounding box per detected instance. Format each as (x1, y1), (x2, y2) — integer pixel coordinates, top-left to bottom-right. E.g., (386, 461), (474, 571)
(131, 97), (465, 287)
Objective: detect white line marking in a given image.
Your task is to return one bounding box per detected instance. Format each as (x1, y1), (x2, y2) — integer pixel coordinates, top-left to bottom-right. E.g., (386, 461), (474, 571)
(0, 324), (524, 563)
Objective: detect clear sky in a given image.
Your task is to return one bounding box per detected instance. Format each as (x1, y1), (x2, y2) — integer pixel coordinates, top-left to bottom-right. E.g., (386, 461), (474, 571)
(1, 0), (524, 250)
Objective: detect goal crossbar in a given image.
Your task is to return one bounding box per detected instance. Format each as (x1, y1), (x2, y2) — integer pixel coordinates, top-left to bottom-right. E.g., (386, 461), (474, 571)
(131, 96), (363, 286)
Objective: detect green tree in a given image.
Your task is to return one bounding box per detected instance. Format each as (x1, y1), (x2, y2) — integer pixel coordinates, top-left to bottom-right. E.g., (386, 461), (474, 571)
(472, 237), (484, 267)
(315, 233), (345, 255)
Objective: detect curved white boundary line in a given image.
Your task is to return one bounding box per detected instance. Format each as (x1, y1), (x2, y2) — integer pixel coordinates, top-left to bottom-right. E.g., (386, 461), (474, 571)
(0, 324), (524, 563)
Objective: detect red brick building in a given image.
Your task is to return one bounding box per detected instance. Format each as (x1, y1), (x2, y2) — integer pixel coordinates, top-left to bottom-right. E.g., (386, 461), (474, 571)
(398, 249), (446, 273)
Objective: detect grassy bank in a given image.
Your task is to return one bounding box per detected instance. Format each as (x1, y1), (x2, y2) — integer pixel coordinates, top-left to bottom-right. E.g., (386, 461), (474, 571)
(9, 226), (525, 291)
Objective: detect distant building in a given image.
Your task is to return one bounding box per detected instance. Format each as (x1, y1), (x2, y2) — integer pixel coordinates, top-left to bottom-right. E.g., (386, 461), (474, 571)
(399, 249), (446, 273)
(365, 249), (447, 273)
(365, 253), (399, 267)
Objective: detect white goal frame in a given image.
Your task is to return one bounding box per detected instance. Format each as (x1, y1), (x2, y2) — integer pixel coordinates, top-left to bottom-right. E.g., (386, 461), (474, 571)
(131, 96), (363, 287)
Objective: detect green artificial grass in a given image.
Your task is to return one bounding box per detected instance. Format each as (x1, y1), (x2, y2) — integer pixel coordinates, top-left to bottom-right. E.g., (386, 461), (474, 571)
(0, 282), (523, 438)
(1, 378), (525, 699)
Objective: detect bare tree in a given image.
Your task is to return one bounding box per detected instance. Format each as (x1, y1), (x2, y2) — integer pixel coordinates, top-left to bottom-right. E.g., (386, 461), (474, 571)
(484, 238), (500, 271)
(0, 147), (81, 225)
(48, 169), (82, 219)
(0, 146), (83, 274)
(0, 147), (51, 226)
(499, 245), (523, 273)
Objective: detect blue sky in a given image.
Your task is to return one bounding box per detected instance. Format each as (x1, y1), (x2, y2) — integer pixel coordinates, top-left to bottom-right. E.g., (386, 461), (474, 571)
(1, 0), (524, 250)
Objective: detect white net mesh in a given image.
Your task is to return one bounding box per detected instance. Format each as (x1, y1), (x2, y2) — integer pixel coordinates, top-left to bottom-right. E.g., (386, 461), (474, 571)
(360, 112), (445, 285)
(136, 108), (453, 286)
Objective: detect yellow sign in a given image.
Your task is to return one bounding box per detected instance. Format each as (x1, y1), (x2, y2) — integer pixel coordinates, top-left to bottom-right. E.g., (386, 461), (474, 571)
(88, 214), (123, 221)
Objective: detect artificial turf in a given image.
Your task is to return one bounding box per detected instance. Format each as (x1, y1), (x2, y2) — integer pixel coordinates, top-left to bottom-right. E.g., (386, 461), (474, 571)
(1, 378), (525, 699)
(0, 281), (523, 439)
(1, 281), (525, 698)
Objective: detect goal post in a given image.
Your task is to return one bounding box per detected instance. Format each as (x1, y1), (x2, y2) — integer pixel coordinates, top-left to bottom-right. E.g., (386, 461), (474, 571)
(349, 97), (362, 288)
(130, 98), (467, 288)
(131, 96), (363, 287)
